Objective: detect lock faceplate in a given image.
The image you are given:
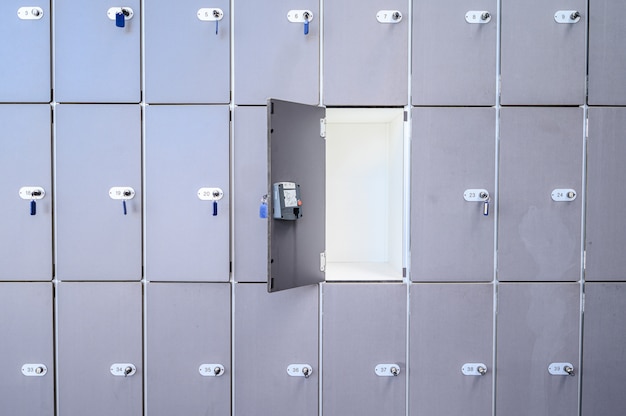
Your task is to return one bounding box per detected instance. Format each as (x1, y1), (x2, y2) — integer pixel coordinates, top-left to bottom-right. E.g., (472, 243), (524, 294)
(461, 363), (488, 376)
(548, 362), (575, 376)
(287, 364), (313, 377)
(197, 8), (224, 21)
(375, 364), (401, 376)
(107, 7), (134, 21)
(21, 364), (47, 376)
(199, 364), (225, 377)
(376, 10), (403, 23)
(109, 187), (135, 200)
(287, 10), (313, 23)
(19, 186), (45, 200)
(554, 11), (581, 23)
(464, 189), (489, 202)
(465, 11), (492, 24)
(17, 7), (44, 20)
(197, 187), (224, 201)
(551, 189), (577, 202)
(110, 363), (136, 377)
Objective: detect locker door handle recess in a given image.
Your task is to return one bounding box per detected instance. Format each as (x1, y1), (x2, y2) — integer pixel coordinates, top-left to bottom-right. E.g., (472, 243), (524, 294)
(375, 364), (401, 376)
(17, 7), (44, 20)
(287, 364), (313, 378)
(22, 364), (48, 377)
(465, 11), (491, 23)
(287, 10), (314, 35)
(462, 363), (488, 376)
(548, 362), (575, 376)
(199, 364), (225, 377)
(110, 363), (136, 377)
(377, 10), (402, 23)
(19, 186), (45, 216)
(554, 10), (581, 23)
(107, 7), (134, 28)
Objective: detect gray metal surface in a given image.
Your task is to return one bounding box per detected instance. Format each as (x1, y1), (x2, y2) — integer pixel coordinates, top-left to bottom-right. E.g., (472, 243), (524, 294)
(54, 0), (140, 102)
(410, 283), (493, 416)
(234, 107), (268, 282)
(55, 105), (142, 280)
(585, 108), (626, 281)
(412, 0), (496, 106)
(324, 0), (408, 106)
(411, 107), (495, 281)
(0, 105), (52, 281)
(500, 0), (587, 105)
(496, 283), (580, 416)
(57, 282), (142, 416)
(144, 0), (230, 103)
(588, 2), (626, 105)
(144, 105), (229, 281)
(147, 283), (230, 415)
(234, 283), (318, 416)
(0, 1), (50, 102)
(322, 283), (406, 416)
(582, 283), (626, 415)
(0, 283), (53, 416)
(234, 0), (319, 105)
(268, 99), (325, 292)
(498, 107), (583, 281)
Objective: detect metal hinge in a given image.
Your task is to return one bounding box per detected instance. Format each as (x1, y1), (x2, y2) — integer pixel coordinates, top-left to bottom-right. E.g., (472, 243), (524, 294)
(320, 252), (326, 272)
(320, 118), (326, 138)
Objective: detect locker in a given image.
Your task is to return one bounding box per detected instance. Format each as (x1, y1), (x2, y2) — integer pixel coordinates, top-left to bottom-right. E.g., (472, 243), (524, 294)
(0, 1), (50, 102)
(324, 0), (408, 106)
(411, 108), (495, 282)
(55, 105), (141, 281)
(496, 283), (580, 416)
(233, 107), (268, 282)
(412, 0), (496, 106)
(498, 107), (583, 281)
(57, 282), (142, 416)
(585, 108), (626, 281)
(144, 0), (230, 103)
(234, 0), (320, 105)
(410, 284), (493, 416)
(0, 105), (52, 281)
(145, 105), (229, 282)
(322, 284), (406, 416)
(0, 283), (53, 416)
(234, 283), (318, 416)
(268, 99), (326, 292)
(581, 283), (626, 416)
(147, 283), (231, 415)
(588, 1), (626, 105)
(500, 0), (587, 105)
(54, 0), (140, 103)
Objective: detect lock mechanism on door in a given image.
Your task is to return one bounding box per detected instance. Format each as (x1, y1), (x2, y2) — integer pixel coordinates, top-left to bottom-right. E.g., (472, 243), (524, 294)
(21, 364), (48, 377)
(273, 182), (302, 220)
(375, 364), (401, 377)
(462, 363), (488, 376)
(548, 362), (575, 376)
(197, 8), (224, 34)
(465, 11), (492, 24)
(376, 10), (403, 23)
(551, 189), (577, 202)
(198, 187), (224, 216)
(19, 186), (45, 216)
(107, 7), (134, 28)
(554, 10), (581, 23)
(464, 189), (490, 216)
(287, 10), (314, 35)
(110, 363), (136, 377)
(199, 364), (225, 377)
(287, 364), (313, 378)
(17, 7), (44, 20)
(109, 186), (135, 215)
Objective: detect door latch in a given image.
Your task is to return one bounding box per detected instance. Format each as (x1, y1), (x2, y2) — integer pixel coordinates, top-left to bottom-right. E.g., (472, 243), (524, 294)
(198, 187), (224, 216)
(197, 8), (224, 34)
(287, 364), (313, 378)
(465, 11), (492, 24)
(376, 10), (402, 23)
(462, 363), (488, 376)
(287, 10), (314, 35)
(19, 186), (45, 216)
(199, 364), (225, 377)
(110, 363), (136, 377)
(107, 7), (133, 28)
(109, 186), (135, 215)
(17, 7), (44, 20)
(375, 364), (401, 376)
(554, 11), (581, 23)
(464, 189), (490, 216)
(548, 362), (575, 376)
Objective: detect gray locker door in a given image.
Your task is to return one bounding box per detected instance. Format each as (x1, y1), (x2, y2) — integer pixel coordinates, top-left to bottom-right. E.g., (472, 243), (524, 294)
(145, 106), (229, 282)
(500, 0), (587, 105)
(498, 107), (583, 281)
(411, 108), (495, 282)
(147, 283), (230, 415)
(586, 108), (626, 281)
(410, 284), (493, 416)
(0, 105), (52, 281)
(496, 283), (580, 416)
(234, 107), (268, 282)
(234, 283), (318, 416)
(268, 99), (325, 292)
(323, 283), (406, 416)
(54, 0), (140, 103)
(0, 1), (50, 102)
(234, 0), (319, 105)
(582, 283), (626, 416)
(0, 283), (53, 416)
(588, 1), (626, 105)
(55, 105), (141, 281)
(324, 0), (408, 106)
(144, 0), (230, 103)
(412, 0), (496, 106)
(57, 282), (142, 416)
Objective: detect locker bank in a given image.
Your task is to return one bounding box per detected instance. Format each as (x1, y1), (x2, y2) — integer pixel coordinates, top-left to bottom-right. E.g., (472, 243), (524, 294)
(1, 1), (625, 415)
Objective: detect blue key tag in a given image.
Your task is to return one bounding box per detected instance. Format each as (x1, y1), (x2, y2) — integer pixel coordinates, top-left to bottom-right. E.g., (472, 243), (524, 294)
(304, 20), (309, 35)
(213, 201), (218, 216)
(30, 200), (37, 216)
(123, 200), (127, 215)
(116, 11), (125, 28)
(259, 194), (268, 219)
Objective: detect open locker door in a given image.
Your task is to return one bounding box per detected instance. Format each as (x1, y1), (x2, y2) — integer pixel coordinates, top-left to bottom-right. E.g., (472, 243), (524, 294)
(267, 99), (326, 292)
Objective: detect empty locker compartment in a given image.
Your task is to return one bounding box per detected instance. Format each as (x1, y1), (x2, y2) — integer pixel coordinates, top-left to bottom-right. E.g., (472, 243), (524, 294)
(0, 283), (54, 416)
(147, 283), (231, 415)
(496, 283), (580, 416)
(144, 105), (229, 282)
(322, 283), (406, 416)
(498, 107), (583, 282)
(0, 105), (52, 281)
(410, 283), (493, 416)
(55, 104), (141, 281)
(324, 0), (408, 106)
(234, 283), (318, 416)
(144, 0), (230, 103)
(57, 282), (142, 416)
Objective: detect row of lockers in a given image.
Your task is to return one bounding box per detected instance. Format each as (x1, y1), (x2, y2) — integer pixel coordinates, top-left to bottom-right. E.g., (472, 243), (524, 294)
(2, 281), (624, 416)
(2, 0), (625, 105)
(1, 104), (625, 282)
